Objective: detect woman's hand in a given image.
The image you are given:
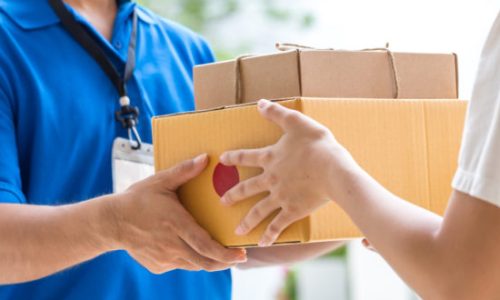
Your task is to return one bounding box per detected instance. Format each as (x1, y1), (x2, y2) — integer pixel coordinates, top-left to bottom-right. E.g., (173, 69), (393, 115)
(220, 99), (360, 246)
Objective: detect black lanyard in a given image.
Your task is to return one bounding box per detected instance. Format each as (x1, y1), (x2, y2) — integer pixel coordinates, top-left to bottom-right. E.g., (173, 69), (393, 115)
(49, 0), (142, 149)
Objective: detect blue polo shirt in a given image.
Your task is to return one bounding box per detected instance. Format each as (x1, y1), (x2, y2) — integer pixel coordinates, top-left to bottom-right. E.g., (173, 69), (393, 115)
(0, 0), (231, 299)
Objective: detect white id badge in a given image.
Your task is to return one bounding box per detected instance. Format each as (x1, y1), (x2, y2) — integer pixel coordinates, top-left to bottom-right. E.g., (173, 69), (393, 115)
(112, 137), (155, 193)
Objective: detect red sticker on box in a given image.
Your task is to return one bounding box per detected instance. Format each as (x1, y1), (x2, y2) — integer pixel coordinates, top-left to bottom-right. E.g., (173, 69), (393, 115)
(213, 163), (240, 197)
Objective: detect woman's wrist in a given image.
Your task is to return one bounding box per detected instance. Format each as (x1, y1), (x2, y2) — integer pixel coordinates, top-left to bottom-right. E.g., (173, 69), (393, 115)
(325, 146), (366, 205)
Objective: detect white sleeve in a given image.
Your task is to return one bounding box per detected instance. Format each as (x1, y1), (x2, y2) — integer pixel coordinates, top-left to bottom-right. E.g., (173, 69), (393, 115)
(452, 12), (500, 208)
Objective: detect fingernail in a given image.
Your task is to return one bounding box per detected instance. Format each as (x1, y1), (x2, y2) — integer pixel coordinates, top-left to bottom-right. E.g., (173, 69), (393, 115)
(258, 239), (271, 247)
(235, 225), (245, 235)
(220, 196), (230, 206)
(258, 99), (269, 109)
(194, 153), (207, 164)
(235, 258), (247, 263)
(237, 253), (248, 261)
(219, 154), (229, 166)
(233, 252), (247, 263)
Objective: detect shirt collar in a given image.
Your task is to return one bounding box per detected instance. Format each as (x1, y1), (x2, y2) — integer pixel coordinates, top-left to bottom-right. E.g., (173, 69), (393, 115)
(0, 0), (154, 30)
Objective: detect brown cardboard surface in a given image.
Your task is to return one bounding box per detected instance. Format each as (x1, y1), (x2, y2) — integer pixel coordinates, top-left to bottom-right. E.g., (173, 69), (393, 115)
(194, 50), (459, 110)
(424, 101), (466, 215)
(194, 51), (301, 109)
(154, 100), (308, 246)
(300, 51), (458, 99)
(153, 98), (467, 247)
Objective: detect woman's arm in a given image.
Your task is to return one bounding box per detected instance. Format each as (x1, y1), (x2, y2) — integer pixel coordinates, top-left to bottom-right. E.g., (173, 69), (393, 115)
(332, 169), (500, 299)
(220, 100), (500, 299)
(241, 241), (344, 269)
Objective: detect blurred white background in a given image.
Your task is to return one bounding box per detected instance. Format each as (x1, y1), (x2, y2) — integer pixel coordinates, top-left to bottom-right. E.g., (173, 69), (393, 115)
(142, 0), (499, 299)
(209, 0), (499, 99)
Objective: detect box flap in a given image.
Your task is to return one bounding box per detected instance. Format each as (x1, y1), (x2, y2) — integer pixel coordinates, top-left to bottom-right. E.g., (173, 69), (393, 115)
(194, 60), (236, 109)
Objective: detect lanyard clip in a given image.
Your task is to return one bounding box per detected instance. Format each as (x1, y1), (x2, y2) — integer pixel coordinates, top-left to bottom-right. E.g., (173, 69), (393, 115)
(127, 126), (142, 150)
(115, 96), (142, 150)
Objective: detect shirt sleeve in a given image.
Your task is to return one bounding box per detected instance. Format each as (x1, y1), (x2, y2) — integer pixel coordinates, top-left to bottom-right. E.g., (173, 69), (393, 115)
(451, 13), (500, 207)
(194, 35), (216, 65)
(0, 86), (26, 203)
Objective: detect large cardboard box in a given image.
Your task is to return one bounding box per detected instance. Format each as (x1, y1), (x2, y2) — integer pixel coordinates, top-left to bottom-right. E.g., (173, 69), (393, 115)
(153, 97), (467, 247)
(194, 50), (459, 110)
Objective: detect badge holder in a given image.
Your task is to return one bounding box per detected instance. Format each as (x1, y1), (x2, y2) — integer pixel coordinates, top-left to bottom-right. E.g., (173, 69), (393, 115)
(112, 137), (154, 193)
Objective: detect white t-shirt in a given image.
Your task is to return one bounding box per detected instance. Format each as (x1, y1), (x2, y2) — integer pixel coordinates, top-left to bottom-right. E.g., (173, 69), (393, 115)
(452, 12), (500, 208)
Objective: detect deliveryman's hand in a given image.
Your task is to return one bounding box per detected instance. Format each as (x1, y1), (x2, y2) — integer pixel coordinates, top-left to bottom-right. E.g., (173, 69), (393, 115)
(108, 154), (247, 273)
(220, 99), (359, 247)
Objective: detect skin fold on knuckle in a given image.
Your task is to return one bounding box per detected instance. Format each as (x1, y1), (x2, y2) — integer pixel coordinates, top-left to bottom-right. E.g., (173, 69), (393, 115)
(267, 224), (281, 239)
(199, 260), (219, 272)
(262, 103), (273, 116)
(236, 151), (245, 164)
(184, 231), (203, 249)
(254, 175), (266, 190)
(148, 268), (163, 275)
(150, 249), (173, 267)
(237, 182), (246, 197)
(267, 103), (279, 115)
(249, 207), (263, 222)
(222, 191), (233, 205)
(194, 242), (210, 257)
(260, 150), (274, 165)
(185, 255), (204, 269)
(283, 202), (300, 215)
(148, 263), (168, 275)
(284, 111), (301, 125)
(266, 172), (279, 186)
(177, 159), (194, 176)
(219, 245), (243, 262)
(224, 152), (235, 164)
(191, 234), (220, 260)
(238, 219), (250, 233)
(192, 251), (228, 271)
(311, 126), (331, 139)
(262, 231), (277, 244)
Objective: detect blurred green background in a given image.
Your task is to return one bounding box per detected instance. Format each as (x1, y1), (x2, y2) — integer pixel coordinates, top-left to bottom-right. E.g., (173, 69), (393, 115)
(138, 0), (314, 60)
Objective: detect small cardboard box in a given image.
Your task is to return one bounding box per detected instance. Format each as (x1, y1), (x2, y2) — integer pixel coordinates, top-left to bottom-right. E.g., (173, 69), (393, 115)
(194, 49), (459, 110)
(153, 97), (467, 247)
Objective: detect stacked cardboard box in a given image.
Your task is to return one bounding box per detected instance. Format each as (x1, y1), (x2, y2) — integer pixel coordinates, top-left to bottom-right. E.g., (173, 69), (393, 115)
(194, 48), (458, 109)
(153, 47), (466, 247)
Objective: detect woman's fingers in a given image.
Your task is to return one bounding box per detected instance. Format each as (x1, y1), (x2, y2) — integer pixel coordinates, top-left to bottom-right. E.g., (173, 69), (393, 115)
(259, 210), (296, 247)
(221, 175), (268, 206)
(220, 147), (270, 168)
(257, 99), (317, 133)
(235, 196), (280, 236)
